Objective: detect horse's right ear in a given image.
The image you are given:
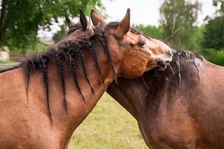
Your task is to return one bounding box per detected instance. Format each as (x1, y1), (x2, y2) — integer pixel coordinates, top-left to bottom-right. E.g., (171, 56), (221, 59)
(90, 9), (106, 28)
(114, 8), (130, 39)
(65, 15), (75, 29)
(79, 9), (91, 31)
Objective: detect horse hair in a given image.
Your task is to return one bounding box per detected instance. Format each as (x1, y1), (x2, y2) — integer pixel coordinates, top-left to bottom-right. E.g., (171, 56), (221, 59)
(154, 50), (204, 87)
(0, 26), (113, 121)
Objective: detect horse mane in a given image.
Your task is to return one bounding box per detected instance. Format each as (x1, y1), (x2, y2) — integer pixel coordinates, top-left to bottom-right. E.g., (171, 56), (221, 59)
(150, 49), (204, 89)
(173, 49), (203, 62)
(0, 26), (114, 122)
(67, 23), (82, 35)
(174, 50), (203, 84)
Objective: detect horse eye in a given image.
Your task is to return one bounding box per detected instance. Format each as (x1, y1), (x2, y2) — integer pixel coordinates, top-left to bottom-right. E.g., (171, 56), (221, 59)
(139, 41), (146, 47)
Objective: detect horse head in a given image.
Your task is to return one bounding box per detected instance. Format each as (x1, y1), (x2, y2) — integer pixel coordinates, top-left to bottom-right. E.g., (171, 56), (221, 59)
(91, 9), (174, 78)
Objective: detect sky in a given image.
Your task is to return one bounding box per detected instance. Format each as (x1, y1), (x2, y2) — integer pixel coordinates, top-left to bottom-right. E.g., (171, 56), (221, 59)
(101, 0), (218, 26)
(39, 0), (219, 38)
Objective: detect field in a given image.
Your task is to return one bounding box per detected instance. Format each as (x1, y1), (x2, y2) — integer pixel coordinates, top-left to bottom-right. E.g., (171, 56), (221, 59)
(68, 93), (148, 149)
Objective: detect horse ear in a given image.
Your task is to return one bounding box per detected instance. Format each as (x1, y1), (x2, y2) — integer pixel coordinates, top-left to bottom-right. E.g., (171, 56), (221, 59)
(79, 9), (90, 31)
(90, 9), (106, 28)
(114, 8), (130, 38)
(65, 15), (75, 29)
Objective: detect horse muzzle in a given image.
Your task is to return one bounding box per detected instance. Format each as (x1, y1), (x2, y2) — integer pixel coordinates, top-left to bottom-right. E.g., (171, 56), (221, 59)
(156, 49), (175, 71)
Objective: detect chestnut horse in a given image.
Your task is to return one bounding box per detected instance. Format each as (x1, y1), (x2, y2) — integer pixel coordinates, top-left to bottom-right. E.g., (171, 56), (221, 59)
(107, 50), (224, 149)
(0, 9), (173, 149)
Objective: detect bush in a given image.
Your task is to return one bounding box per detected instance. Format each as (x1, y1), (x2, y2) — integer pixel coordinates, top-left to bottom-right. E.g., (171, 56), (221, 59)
(200, 48), (224, 66)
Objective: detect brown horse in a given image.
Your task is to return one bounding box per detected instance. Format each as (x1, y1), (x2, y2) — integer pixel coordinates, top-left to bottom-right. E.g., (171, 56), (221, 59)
(0, 9), (173, 149)
(107, 50), (224, 149)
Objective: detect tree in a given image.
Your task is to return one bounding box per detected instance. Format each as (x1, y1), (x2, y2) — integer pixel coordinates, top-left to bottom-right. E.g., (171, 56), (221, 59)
(202, 16), (224, 50)
(213, 0), (224, 15)
(159, 0), (202, 50)
(132, 24), (163, 40)
(52, 25), (67, 43)
(201, 0), (224, 50)
(0, 0), (105, 52)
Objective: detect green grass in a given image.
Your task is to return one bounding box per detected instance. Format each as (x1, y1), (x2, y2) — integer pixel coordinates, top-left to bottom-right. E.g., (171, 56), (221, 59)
(68, 93), (148, 149)
(0, 60), (17, 64)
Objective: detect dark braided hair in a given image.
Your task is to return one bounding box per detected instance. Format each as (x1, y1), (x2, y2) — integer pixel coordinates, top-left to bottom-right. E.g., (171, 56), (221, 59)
(55, 51), (68, 114)
(66, 26), (105, 88)
(40, 55), (52, 123)
(0, 26), (115, 122)
(75, 41), (95, 94)
(65, 43), (85, 101)
(87, 39), (105, 87)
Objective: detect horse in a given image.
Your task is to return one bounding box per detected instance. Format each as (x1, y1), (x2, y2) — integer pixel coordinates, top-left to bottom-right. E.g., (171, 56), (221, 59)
(0, 9), (173, 149)
(107, 50), (224, 149)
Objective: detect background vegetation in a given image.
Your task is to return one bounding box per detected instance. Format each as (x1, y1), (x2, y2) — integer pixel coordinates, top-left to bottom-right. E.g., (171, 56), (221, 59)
(1, 0), (224, 65)
(0, 0), (105, 54)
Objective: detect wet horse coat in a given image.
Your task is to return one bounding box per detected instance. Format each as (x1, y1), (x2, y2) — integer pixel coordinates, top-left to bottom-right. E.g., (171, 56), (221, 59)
(0, 9), (173, 149)
(107, 50), (224, 149)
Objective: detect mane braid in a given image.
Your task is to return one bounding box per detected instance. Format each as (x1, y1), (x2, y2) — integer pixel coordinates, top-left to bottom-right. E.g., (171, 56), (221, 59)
(76, 41), (95, 94)
(64, 44), (85, 101)
(87, 38), (105, 87)
(40, 55), (53, 123)
(93, 28), (115, 75)
(55, 52), (68, 113)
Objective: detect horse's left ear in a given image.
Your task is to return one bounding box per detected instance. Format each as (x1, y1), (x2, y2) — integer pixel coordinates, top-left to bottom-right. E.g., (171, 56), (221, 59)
(114, 8), (130, 39)
(90, 9), (106, 28)
(79, 9), (90, 31)
(65, 15), (75, 29)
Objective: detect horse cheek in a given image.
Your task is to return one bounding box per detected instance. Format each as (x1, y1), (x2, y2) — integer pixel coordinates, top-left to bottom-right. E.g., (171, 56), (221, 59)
(122, 55), (147, 78)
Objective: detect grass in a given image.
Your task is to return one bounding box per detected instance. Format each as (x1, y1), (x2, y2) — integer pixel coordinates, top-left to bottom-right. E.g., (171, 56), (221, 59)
(68, 93), (148, 149)
(0, 60), (17, 64)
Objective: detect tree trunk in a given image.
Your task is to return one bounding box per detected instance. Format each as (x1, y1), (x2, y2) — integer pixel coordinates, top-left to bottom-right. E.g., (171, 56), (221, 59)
(0, 0), (7, 41)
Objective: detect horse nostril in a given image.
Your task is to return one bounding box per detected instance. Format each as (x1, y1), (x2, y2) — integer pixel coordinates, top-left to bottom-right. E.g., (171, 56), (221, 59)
(157, 60), (165, 66)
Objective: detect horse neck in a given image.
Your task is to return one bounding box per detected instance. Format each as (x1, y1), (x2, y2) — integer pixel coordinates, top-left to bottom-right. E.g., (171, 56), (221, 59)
(18, 43), (116, 146)
(107, 53), (204, 121)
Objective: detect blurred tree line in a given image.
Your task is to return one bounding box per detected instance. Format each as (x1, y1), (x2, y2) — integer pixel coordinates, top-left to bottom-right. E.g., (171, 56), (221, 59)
(133, 0), (224, 65)
(0, 0), (224, 65)
(0, 0), (104, 54)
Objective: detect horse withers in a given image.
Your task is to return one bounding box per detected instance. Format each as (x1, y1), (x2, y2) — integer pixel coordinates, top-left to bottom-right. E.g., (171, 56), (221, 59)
(0, 9), (173, 149)
(107, 50), (224, 149)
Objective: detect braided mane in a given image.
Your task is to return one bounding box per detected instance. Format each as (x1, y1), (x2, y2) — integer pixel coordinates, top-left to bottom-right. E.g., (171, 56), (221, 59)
(0, 26), (113, 122)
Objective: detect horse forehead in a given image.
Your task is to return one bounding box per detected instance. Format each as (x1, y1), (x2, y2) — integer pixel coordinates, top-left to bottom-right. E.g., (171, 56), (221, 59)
(126, 31), (143, 42)
(147, 38), (170, 50)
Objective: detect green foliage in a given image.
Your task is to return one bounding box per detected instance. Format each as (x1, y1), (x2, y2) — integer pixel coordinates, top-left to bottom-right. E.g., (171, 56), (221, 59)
(132, 24), (163, 40)
(52, 25), (67, 43)
(201, 0), (224, 51)
(0, 0), (105, 52)
(201, 16), (224, 50)
(213, 0), (224, 14)
(199, 48), (224, 66)
(159, 0), (202, 50)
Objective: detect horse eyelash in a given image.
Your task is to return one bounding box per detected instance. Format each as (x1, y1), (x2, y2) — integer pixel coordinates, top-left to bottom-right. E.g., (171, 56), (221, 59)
(139, 40), (146, 47)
